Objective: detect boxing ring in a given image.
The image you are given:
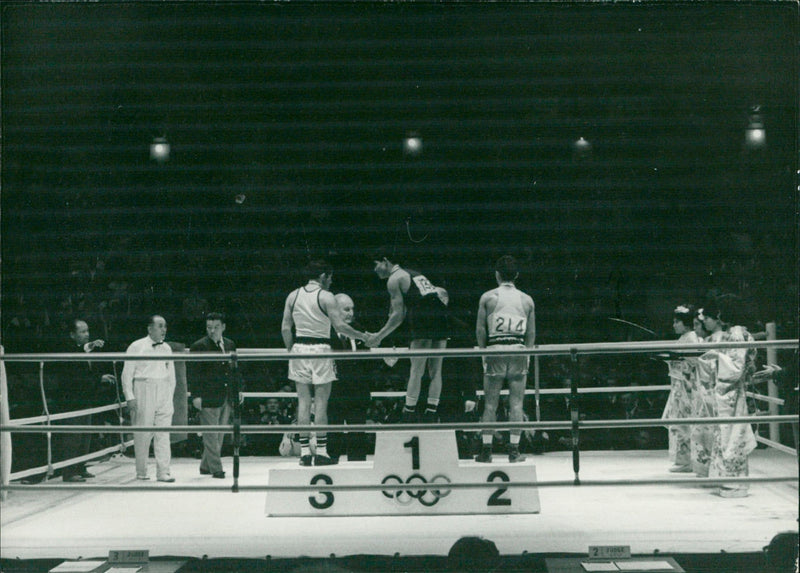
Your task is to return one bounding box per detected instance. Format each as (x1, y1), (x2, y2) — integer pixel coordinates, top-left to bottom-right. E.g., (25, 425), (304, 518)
(1, 340), (797, 566)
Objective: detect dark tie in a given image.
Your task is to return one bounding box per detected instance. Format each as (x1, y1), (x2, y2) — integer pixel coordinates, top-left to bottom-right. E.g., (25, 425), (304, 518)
(152, 341), (164, 347)
(217, 340), (224, 352)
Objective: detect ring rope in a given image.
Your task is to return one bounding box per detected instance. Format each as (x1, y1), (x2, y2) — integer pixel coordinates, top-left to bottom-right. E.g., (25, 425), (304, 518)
(241, 385), (674, 400)
(745, 391), (785, 406)
(3, 414), (794, 432)
(755, 435), (797, 456)
(13, 403), (127, 426)
(3, 340), (796, 492)
(2, 475), (796, 494)
(1, 338), (796, 363)
(9, 441), (134, 481)
(5, 386), (784, 425)
(8, 386), (780, 428)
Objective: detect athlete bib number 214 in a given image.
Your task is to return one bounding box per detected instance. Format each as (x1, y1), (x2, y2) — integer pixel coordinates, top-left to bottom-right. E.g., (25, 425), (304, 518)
(492, 313), (526, 335)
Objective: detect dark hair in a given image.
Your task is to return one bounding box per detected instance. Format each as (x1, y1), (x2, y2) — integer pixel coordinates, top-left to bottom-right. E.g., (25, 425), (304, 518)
(303, 259), (333, 281)
(673, 304), (696, 329)
(148, 314), (165, 326)
(447, 536), (499, 572)
(205, 312), (225, 323)
(370, 245), (396, 264)
(701, 294), (743, 327)
(494, 255), (519, 282)
(764, 531), (799, 572)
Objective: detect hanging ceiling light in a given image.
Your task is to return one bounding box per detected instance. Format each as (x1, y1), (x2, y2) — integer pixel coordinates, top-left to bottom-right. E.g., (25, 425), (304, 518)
(744, 106), (766, 150)
(150, 136), (170, 163)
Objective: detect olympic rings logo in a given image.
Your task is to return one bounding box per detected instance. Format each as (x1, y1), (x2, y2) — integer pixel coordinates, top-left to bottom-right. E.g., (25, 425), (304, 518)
(381, 473), (452, 507)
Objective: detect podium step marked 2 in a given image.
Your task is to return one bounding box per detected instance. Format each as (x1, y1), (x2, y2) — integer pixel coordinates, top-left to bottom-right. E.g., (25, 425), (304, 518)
(265, 430), (540, 516)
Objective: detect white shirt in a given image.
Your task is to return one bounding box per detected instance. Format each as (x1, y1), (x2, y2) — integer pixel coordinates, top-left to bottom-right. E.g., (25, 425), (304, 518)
(487, 283), (527, 344)
(291, 282), (332, 340)
(121, 336), (176, 401)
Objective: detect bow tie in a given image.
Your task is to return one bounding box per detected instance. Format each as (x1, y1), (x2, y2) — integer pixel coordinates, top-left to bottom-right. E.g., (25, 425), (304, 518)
(152, 341), (164, 347)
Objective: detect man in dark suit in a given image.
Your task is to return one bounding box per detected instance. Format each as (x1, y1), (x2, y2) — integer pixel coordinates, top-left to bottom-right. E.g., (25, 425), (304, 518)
(49, 318), (116, 482)
(328, 294), (372, 462)
(188, 312), (238, 479)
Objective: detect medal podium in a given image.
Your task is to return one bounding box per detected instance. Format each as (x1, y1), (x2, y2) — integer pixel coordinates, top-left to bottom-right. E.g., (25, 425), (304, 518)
(265, 430), (540, 516)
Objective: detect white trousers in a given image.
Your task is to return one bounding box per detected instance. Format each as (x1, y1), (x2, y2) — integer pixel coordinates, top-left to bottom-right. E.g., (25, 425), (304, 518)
(133, 377), (175, 479)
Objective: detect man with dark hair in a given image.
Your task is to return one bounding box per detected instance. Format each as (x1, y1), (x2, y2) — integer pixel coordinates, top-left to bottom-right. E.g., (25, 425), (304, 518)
(121, 315), (176, 482)
(474, 255), (536, 463)
(281, 260), (368, 466)
(49, 318), (116, 482)
(368, 251), (450, 423)
(189, 312), (237, 479)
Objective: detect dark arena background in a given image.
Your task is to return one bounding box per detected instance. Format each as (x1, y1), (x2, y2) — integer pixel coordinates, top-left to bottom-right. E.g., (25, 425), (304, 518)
(1, 1), (798, 572)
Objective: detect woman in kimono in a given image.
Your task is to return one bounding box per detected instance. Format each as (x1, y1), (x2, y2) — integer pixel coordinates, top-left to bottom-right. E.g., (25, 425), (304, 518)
(691, 313), (716, 477)
(696, 296), (757, 498)
(662, 305), (701, 472)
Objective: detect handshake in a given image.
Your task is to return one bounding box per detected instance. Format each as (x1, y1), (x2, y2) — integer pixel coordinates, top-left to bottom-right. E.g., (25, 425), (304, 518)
(361, 332), (383, 348)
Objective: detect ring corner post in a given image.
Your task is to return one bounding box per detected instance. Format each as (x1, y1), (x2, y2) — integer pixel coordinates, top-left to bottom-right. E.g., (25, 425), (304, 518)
(570, 348), (581, 486)
(0, 347), (11, 500)
(765, 322), (779, 443)
(231, 350), (241, 493)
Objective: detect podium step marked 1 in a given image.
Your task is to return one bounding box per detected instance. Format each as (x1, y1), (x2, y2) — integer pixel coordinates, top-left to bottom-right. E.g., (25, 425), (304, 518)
(265, 430), (541, 517)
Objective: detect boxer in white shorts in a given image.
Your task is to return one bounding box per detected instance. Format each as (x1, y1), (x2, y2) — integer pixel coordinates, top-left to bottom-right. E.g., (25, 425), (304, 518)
(475, 255), (536, 463)
(281, 259), (368, 466)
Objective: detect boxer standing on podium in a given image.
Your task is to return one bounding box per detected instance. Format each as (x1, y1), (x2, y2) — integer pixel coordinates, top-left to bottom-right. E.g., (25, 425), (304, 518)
(281, 260), (368, 466)
(121, 315), (176, 482)
(368, 251), (450, 423)
(475, 256), (536, 463)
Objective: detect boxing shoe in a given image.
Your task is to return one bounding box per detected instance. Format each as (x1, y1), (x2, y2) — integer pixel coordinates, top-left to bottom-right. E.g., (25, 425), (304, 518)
(508, 445), (526, 463)
(422, 409), (439, 424)
(474, 446), (493, 463)
(299, 455), (313, 467)
(314, 454), (339, 466)
(399, 408), (417, 423)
